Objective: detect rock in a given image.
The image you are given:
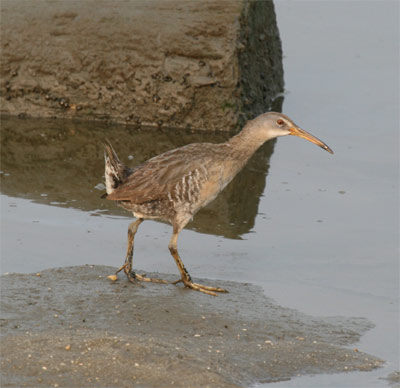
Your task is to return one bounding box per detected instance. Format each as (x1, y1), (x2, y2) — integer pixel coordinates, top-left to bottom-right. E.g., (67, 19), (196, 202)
(0, 0), (284, 130)
(107, 274), (118, 282)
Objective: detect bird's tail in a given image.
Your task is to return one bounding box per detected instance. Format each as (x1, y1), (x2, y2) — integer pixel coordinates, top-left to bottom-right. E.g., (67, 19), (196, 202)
(103, 140), (132, 197)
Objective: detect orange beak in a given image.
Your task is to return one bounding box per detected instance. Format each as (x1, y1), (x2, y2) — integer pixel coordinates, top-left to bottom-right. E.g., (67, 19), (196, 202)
(289, 127), (333, 154)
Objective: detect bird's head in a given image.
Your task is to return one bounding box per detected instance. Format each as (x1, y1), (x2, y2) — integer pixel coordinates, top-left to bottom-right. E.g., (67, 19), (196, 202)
(251, 112), (333, 154)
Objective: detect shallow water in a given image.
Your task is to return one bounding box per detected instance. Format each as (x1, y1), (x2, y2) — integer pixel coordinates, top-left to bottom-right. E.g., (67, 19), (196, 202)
(1, 1), (399, 387)
(0, 116), (275, 240)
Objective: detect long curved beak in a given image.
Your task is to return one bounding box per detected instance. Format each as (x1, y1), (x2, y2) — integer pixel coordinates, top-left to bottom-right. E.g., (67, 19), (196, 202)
(289, 127), (334, 154)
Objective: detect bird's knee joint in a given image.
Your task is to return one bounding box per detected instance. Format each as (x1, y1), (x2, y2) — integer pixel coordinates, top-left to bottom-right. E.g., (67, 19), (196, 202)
(184, 271), (192, 282)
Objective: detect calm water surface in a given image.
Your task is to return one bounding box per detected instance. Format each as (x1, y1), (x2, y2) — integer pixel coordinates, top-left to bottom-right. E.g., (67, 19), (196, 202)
(1, 1), (398, 387)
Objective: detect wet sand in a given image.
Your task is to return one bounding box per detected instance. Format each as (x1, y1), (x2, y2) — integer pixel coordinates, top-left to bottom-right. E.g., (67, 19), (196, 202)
(1, 265), (382, 387)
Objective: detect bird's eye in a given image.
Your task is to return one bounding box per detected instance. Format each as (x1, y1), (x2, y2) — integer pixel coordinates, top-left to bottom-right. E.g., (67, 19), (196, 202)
(276, 119), (284, 126)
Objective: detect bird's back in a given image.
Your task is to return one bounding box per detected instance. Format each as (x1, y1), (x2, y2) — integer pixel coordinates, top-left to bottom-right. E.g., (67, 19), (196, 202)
(106, 142), (242, 221)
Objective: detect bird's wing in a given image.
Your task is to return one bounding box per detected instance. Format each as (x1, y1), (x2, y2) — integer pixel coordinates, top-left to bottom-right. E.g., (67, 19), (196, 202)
(105, 144), (215, 203)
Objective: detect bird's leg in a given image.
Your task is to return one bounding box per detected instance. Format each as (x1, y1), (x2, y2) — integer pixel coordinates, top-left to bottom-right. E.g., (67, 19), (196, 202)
(115, 218), (143, 282)
(168, 230), (228, 296)
(115, 218), (169, 284)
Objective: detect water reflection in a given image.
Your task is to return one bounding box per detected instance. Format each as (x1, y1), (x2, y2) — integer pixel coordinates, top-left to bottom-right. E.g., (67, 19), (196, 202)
(0, 115), (276, 239)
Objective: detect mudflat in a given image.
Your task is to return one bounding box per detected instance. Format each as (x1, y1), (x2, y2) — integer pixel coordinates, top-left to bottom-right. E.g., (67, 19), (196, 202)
(1, 265), (382, 387)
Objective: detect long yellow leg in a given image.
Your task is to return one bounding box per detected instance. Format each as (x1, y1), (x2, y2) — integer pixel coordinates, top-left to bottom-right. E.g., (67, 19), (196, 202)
(168, 230), (228, 296)
(111, 220), (228, 295)
(115, 218), (142, 279)
(115, 218), (169, 284)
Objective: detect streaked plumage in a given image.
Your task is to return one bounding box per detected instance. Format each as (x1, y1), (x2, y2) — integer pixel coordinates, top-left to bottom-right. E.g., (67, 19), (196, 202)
(104, 112), (333, 295)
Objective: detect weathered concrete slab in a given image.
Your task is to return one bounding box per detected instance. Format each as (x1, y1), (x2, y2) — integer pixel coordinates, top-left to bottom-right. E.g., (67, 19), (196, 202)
(0, 266), (382, 387)
(0, 0), (283, 130)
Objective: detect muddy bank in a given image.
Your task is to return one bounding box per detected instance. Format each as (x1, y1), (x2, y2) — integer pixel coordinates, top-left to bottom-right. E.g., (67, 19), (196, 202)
(0, 266), (383, 387)
(0, 0), (283, 130)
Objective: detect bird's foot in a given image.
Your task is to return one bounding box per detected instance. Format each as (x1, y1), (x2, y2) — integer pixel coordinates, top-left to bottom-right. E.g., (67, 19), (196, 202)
(134, 273), (170, 284)
(113, 262), (170, 284)
(115, 261), (130, 276)
(176, 278), (228, 296)
(113, 261), (136, 283)
(111, 263), (227, 295)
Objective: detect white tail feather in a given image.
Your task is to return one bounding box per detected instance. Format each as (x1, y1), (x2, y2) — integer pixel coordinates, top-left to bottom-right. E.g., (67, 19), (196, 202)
(104, 141), (132, 195)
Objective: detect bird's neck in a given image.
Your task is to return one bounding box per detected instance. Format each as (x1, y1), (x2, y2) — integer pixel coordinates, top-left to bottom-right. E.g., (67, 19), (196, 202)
(226, 123), (272, 159)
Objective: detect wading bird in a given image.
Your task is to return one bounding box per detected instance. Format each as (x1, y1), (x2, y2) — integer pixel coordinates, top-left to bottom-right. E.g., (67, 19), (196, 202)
(104, 112), (333, 295)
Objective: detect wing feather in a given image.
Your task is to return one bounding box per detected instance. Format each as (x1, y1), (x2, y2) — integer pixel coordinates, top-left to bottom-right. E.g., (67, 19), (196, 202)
(106, 143), (215, 203)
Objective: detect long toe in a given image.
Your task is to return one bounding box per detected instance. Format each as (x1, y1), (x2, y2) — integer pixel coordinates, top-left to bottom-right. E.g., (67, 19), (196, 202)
(115, 262), (129, 275)
(135, 273), (170, 284)
(182, 280), (228, 296)
(192, 282), (228, 293)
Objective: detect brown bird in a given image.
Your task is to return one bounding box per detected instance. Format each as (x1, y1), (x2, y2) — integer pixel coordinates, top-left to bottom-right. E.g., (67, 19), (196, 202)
(104, 112), (333, 295)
